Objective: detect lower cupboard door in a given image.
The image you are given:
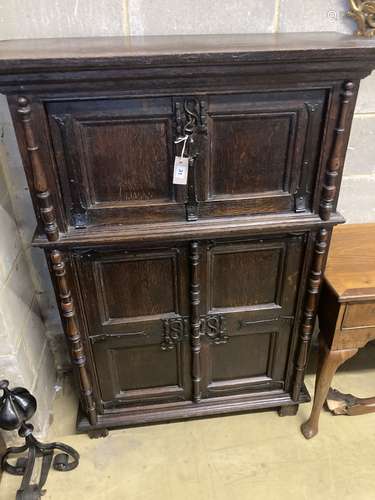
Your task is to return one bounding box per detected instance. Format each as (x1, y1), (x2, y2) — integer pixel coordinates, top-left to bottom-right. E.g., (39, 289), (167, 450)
(91, 332), (191, 409)
(76, 245), (191, 410)
(199, 234), (306, 399)
(200, 320), (294, 399)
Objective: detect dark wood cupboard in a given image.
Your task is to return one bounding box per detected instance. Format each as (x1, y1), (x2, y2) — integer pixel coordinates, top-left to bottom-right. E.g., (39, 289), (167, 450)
(1, 33), (374, 435)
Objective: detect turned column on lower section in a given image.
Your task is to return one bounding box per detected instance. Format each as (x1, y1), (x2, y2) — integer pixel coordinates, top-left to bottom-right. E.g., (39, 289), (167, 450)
(190, 241), (202, 403)
(292, 229), (329, 401)
(50, 250), (96, 426)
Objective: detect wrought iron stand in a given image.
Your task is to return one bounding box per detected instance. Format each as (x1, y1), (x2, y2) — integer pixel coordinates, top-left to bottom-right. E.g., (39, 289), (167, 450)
(0, 380), (79, 499)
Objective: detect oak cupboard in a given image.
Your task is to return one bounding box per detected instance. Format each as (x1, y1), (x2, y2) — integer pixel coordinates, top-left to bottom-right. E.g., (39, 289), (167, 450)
(0, 33), (374, 436)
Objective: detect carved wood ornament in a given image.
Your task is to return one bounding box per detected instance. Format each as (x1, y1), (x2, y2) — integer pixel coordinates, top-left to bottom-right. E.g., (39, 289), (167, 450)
(50, 250), (96, 425)
(348, 0), (375, 37)
(17, 97), (59, 241)
(174, 98), (207, 222)
(200, 315), (228, 345)
(161, 316), (188, 351)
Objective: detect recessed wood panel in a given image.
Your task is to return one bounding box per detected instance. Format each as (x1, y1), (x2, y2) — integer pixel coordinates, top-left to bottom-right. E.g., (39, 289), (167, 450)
(209, 245), (284, 309)
(210, 114), (292, 197)
(47, 97), (187, 226)
(76, 244), (191, 409)
(112, 344), (178, 391)
(200, 235), (306, 401)
(76, 246), (189, 337)
(200, 90), (328, 219)
(97, 256), (176, 320)
(80, 119), (171, 204)
(92, 336), (190, 406)
(211, 332), (276, 381)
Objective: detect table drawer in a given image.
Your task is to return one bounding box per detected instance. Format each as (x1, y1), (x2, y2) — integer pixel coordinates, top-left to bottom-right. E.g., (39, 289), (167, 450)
(342, 302), (375, 330)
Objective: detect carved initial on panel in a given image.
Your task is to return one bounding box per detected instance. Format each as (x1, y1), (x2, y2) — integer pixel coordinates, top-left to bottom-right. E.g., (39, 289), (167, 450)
(161, 316), (188, 351)
(200, 315), (229, 345)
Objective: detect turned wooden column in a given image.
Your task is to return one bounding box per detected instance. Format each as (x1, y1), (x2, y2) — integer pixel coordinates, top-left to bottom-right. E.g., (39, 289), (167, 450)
(17, 97), (59, 242)
(320, 81), (355, 221)
(292, 229), (329, 401)
(190, 241), (202, 403)
(50, 250), (96, 426)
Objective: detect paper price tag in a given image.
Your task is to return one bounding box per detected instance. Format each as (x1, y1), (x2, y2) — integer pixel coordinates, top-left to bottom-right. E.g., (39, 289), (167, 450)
(173, 156), (189, 185)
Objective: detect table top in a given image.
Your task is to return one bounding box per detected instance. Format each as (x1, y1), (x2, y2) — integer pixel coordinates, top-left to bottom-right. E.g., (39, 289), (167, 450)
(325, 224), (375, 302)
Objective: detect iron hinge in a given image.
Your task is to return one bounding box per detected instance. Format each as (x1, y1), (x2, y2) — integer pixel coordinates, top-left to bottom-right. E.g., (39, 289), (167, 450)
(294, 192), (307, 213)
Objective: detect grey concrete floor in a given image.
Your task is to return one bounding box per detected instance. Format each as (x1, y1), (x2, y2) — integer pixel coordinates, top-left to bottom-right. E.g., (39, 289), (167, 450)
(2, 344), (375, 500)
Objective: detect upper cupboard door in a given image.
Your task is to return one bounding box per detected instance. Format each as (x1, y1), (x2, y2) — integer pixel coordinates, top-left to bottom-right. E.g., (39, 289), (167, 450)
(47, 97), (185, 227)
(200, 89), (328, 217)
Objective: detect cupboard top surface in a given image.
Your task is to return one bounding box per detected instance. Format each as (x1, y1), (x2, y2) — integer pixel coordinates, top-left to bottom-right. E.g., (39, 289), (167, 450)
(0, 33), (375, 73)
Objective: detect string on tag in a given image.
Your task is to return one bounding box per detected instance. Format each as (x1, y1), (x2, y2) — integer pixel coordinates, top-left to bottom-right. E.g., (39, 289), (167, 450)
(174, 135), (189, 160)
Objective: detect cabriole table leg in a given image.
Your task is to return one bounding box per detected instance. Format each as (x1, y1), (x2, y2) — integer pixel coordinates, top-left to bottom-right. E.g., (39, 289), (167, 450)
(301, 339), (358, 439)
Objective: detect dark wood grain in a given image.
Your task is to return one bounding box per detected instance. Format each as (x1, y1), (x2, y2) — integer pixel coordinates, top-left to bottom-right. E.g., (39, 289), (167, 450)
(80, 121), (171, 203)
(212, 115), (291, 194)
(0, 33), (374, 71)
(206, 89), (327, 218)
(43, 88), (329, 226)
(76, 245), (191, 410)
(2, 34), (374, 434)
(209, 243), (283, 308)
(200, 235), (304, 400)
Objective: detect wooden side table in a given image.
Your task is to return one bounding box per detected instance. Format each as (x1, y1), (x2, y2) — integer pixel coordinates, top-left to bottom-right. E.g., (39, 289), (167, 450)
(301, 224), (375, 439)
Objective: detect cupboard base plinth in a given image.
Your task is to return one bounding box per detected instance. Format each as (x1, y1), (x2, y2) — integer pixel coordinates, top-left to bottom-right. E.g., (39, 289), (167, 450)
(76, 385), (310, 434)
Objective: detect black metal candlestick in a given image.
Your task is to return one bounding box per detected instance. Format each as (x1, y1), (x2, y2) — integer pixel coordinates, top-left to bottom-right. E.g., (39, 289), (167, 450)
(0, 379), (79, 500)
